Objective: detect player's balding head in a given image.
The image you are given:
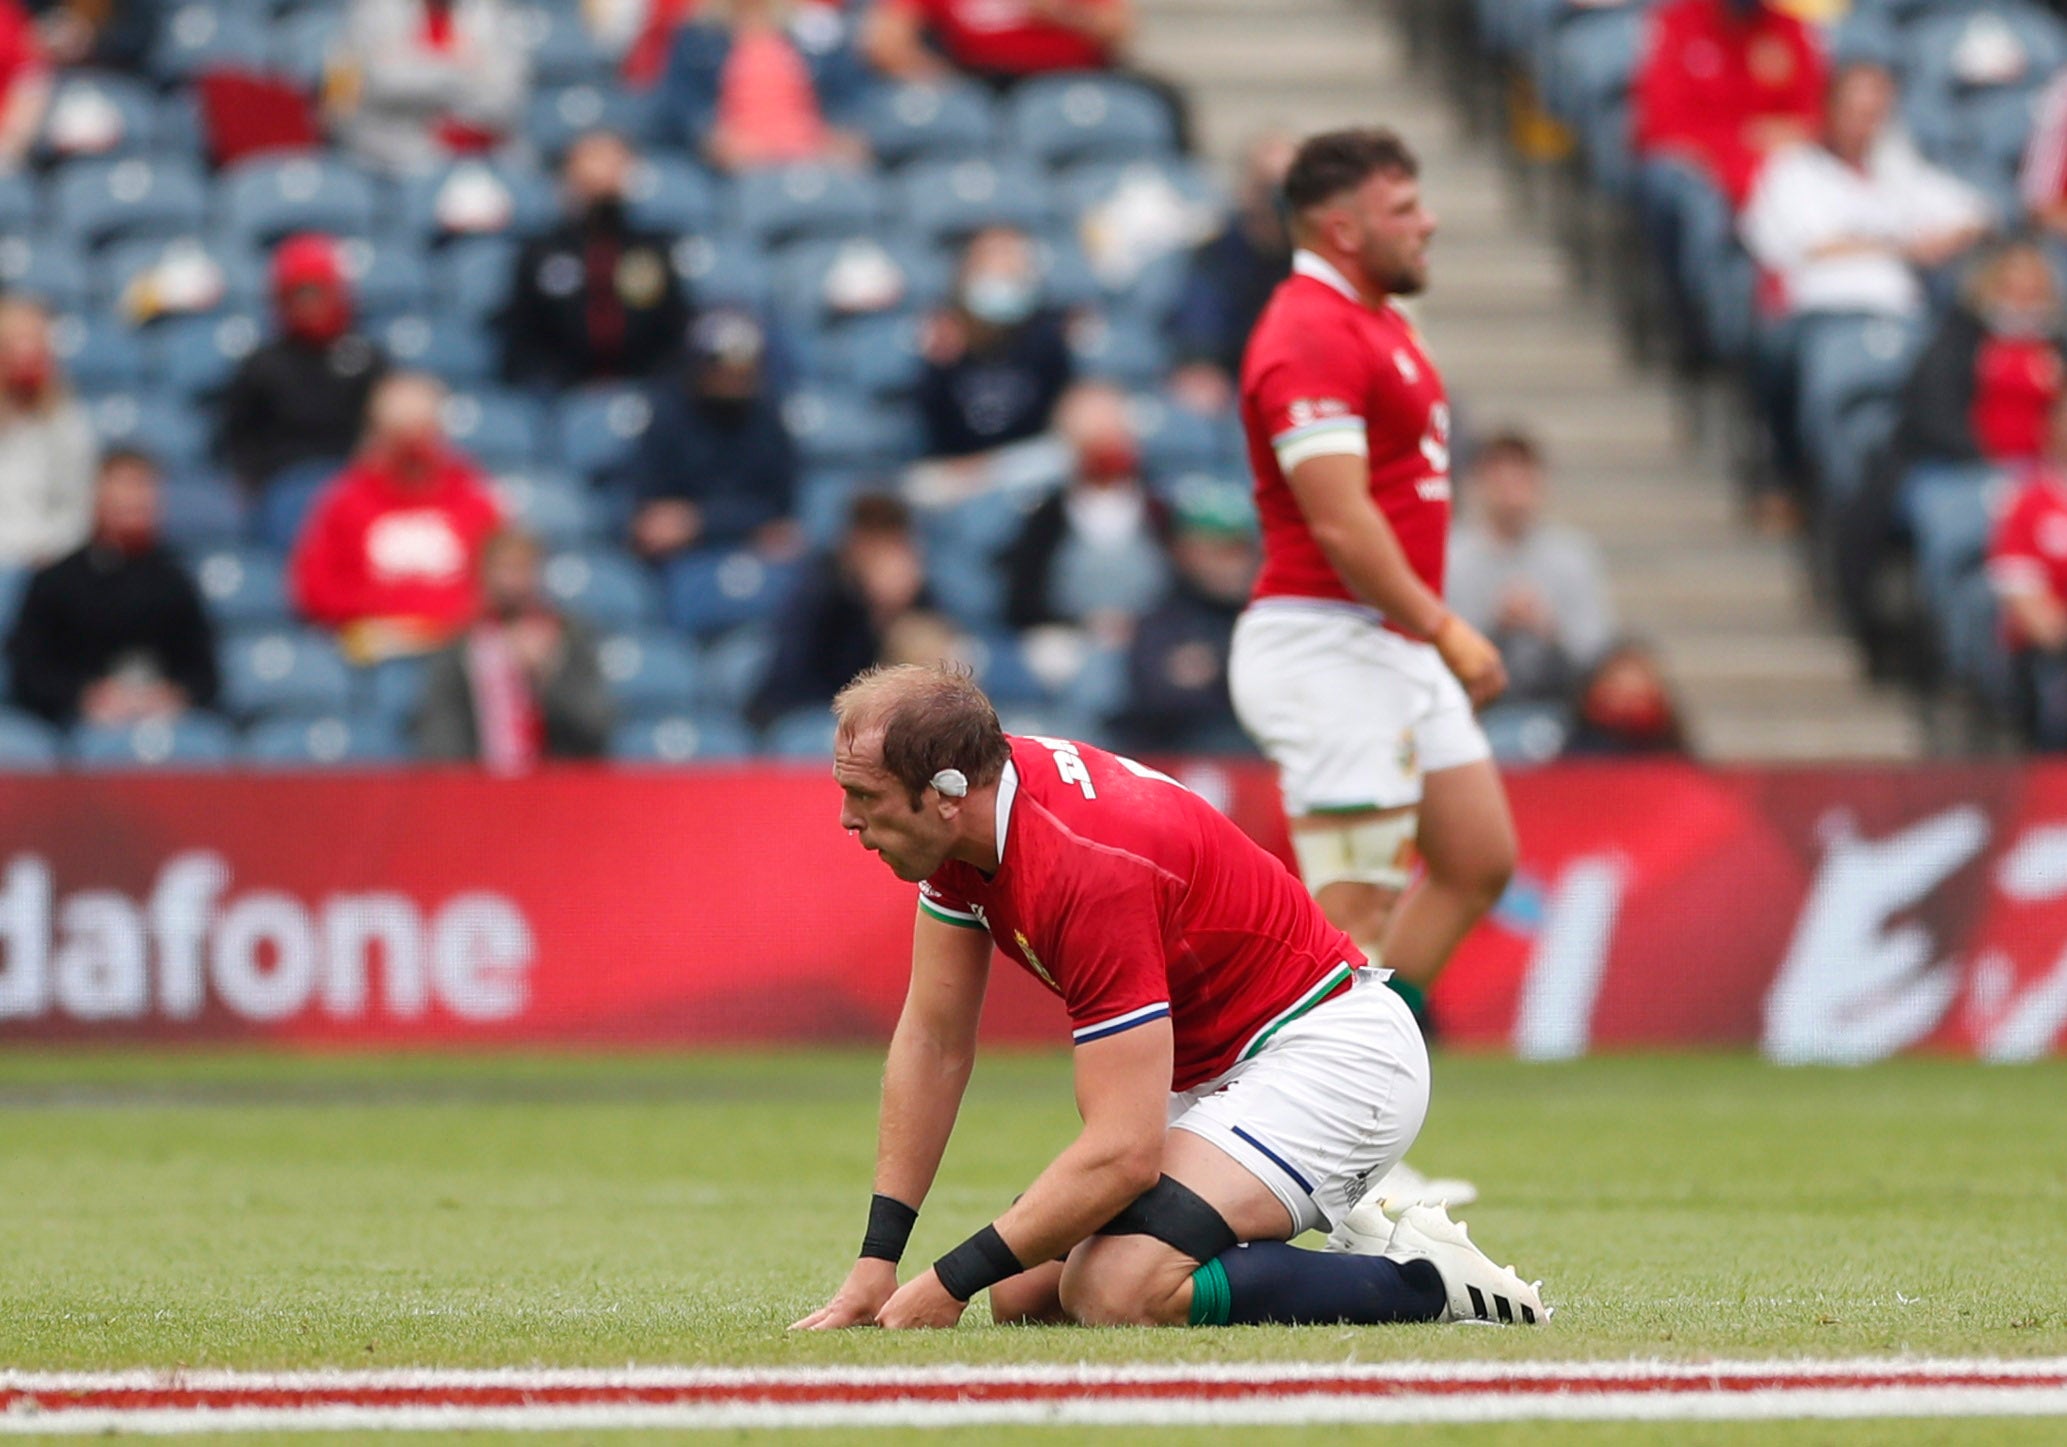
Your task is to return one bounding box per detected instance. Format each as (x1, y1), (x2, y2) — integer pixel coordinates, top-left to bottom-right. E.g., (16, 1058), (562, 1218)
(833, 662), (1012, 808)
(1282, 128), (1419, 220)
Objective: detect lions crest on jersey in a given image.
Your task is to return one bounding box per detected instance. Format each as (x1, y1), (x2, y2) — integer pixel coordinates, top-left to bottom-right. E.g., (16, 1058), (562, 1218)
(1014, 929), (1058, 991)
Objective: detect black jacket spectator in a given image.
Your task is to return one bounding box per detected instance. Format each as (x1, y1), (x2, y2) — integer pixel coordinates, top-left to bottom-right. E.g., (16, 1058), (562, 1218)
(1168, 133), (1294, 396)
(917, 309), (1072, 460)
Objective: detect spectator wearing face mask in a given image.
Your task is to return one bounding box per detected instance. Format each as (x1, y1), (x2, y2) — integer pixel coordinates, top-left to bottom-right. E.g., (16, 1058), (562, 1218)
(1563, 640), (1691, 757)
(626, 308), (802, 562)
(915, 226), (1075, 464)
(6, 449), (219, 727)
(290, 372), (506, 664)
(0, 296), (96, 567)
(415, 527), (612, 769)
(217, 235), (388, 496)
(501, 130), (692, 389)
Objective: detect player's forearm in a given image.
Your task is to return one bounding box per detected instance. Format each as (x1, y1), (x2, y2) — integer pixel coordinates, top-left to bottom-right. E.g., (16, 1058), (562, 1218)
(871, 1023), (975, 1209)
(1312, 509), (1450, 639)
(991, 1127), (1161, 1268)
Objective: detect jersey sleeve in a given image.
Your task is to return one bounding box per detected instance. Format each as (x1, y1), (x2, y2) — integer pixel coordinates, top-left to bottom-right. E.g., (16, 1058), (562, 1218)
(1249, 309), (1369, 474)
(917, 876), (985, 930)
(1989, 485), (2048, 597)
(1052, 870), (1172, 1046)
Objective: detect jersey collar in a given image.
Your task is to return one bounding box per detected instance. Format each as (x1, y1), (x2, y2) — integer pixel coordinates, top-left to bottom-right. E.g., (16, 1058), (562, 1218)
(1293, 248), (1363, 305)
(992, 758), (1020, 868)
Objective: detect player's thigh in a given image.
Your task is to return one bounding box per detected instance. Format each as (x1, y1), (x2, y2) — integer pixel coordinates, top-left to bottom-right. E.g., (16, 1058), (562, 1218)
(1416, 756), (1517, 892)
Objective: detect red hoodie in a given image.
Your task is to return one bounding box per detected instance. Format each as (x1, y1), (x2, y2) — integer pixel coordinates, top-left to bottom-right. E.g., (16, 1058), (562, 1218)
(1633, 0), (1826, 207)
(291, 450), (503, 641)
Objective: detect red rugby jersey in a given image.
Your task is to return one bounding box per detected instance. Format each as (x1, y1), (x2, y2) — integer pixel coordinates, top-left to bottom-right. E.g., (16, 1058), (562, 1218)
(1240, 251), (1453, 620)
(919, 734), (1361, 1091)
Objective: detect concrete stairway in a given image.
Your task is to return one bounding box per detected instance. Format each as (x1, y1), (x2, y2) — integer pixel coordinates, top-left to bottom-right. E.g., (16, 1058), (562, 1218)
(1132, 0), (1924, 759)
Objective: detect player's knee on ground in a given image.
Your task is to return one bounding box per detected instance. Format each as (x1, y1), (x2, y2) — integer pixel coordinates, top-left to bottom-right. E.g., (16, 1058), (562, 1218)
(988, 1261), (1067, 1325)
(1057, 1238), (1195, 1328)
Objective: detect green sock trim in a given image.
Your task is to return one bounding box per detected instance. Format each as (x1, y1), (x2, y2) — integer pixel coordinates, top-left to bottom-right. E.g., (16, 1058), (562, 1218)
(1187, 1256), (1232, 1327)
(1386, 975), (1427, 1016)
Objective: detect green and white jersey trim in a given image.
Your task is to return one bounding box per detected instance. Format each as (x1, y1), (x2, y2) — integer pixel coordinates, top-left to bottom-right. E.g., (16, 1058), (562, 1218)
(917, 894), (985, 930)
(1235, 962), (1356, 1063)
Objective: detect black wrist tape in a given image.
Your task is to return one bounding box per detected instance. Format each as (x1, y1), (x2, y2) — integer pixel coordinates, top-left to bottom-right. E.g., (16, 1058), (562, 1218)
(931, 1223), (1024, 1302)
(859, 1193), (919, 1263)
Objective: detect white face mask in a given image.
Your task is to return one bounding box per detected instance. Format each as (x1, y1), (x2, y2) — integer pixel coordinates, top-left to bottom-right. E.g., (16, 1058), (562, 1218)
(961, 273), (1038, 327)
(1986, 304), (2058, 340)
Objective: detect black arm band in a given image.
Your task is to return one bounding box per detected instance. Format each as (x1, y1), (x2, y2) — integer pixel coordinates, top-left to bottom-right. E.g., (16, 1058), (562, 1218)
(859, 1193), (919, 1263)
(931, 1224), (1024, 1302)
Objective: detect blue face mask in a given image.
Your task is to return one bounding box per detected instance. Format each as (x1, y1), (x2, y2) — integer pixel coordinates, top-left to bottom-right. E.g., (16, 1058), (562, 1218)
(962, 274), (1038, 327)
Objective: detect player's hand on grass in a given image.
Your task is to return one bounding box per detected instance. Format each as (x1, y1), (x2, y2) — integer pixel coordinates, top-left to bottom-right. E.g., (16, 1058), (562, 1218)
(874, 1267), (968, 1330)
(1433, 614), (1508, 708)
(789, 1258), (899, 1330)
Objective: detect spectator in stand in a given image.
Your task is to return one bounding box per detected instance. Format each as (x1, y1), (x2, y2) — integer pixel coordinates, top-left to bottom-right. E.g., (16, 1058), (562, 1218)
(27, 0), (159, 73)
(217, 235), (388, 496)
(6, 450), (219, 727)
(1110, 480), (1257, 754)
(659, 0), (869, 171)
(416, 527), (612, 769)
(328, 0), (531, 177)
(1447, 429), (1615, 706)
(0, 0), (48, 173)
(1167, 131), (1295, 414)
(501, 130), (692, 389)
(291, 372), (505, 664)
(1837, 241), (2065, 661)
(749, 490), (951, 727)
(2021, 54), (2067, 239)
(627, 308), (801, 563)
(863, 0), (1132, 86)
(916, 226), (1074, 465)
(0, 297), (95, 568)
(1986, 395), (2067, 749)
(1563, 640), (1691, 757)
(1001, 380), (1169, 642)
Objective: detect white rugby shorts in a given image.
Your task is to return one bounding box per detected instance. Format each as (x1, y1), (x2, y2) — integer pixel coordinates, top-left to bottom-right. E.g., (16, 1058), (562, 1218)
(1228, 600), (1491, 816)
(1169, 969), (1430, 1234)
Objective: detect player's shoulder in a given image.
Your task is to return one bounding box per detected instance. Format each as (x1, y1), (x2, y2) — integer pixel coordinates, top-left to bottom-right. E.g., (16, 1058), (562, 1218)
(1007, 736), (1199, 865)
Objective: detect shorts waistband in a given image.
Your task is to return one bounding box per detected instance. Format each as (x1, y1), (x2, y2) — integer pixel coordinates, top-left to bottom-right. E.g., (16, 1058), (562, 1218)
(1243, 597), (1424, 642)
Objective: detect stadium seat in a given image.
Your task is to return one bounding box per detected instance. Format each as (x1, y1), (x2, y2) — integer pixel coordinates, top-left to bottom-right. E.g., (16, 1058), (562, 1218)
(0, 238), (90, 314)
(1007, 76), (1177, 167)
(1942, 567), (2011, 703)
(782, 389), (920, 469)
(243, 713), (408, 767)
(98, 234), (262, 317)
(668, 231), (768, 308)
(432, 236), (519, 323)
(218, 156), (379, 248)
(1054, 156), (1223, 226)
(358, 654), (430, 725)
(337, 237), (434, 321)
(52, 157), (210, 248)
(542, 547), (660, 629)
(192, 544), (292, 627)
(492, 469), (602, 546)
(554, 385), (654, 481)
(526, 84), (658, 159)
(661, 547), (803, 636)
(158, 472), (249, 549)
(271, 6), (344, 93)
(1544, 5), (1646, 197)
(611, 711), (756, 763)
(1130, 396), (1226, 476)
(381, 314), (497, 387)
(597, 628), (700, 716)
(71, 714), (239, 770)
(1904, 463), (2004, 614)
(152, 91), (207, 161)
(796, 468), (868, 547)
(1068, 312), (1169, 388)
(1027, 230), (1102, 311)
(49, 314), (151, 395)
(36, 71), (159, 164)
(152, 312), (265, 400)
(397, 162), (557, 246)
(518, 2), (620, 87)
(811, 312), (925, 396)
(220, 626), (355, 719)
(90, 392), (210, 471)
(0, 707), (61, 770)
(855, 81), (999, 168)
(894, 158), (1054, 244)
(254, 462), (339, 553)
(0, 175), (36, 238)
(734, 165), (884, 246)
(152, 2), (271, 81)
(1904, 5), (2067, 162)
(1796, 314), (1925, 499)
(625, 155), (721, 236)
(1479, 701), (1572, 766)
(440, 390), (548, 469)
(762, 707), (836, 757)
(965, 629), (1050, 705)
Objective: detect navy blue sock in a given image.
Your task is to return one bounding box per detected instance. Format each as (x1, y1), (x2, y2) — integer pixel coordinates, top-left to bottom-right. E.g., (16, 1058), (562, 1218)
(1188, 1243), (1446, 1326)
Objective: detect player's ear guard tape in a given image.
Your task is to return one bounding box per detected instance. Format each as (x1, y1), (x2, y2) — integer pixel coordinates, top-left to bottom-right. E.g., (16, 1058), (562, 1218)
(932, 768), (969, 797)
(1096, 1174), (1239, 1263)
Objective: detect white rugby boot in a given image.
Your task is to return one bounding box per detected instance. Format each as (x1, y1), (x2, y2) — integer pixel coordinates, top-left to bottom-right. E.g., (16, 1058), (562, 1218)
(1381, 1203), (1548, 1326)
(1323, 1186), (1399, 1255)
(1367, 1159), (1478, 1210)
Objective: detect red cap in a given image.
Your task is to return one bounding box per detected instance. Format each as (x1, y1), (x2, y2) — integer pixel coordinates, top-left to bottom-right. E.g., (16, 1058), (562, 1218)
(272, 234), (347, 297)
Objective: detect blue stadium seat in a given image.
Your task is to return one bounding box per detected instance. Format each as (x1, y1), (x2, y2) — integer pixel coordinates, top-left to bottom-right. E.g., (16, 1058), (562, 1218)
(152, 313), (265, 400)
(668, 231), (768, 307)
(244, 713), (408, 767)
(72, 714), (239, 770)
(440, 390), (547, 469)
(157, 472), (249, 549)
(254, 462), (338, 553)
(1943, 567), (2011, 703)
(762, 707), (836, 758)
(1904, 5), (2067, 163)
(220, 626), (355, 719)
(397, 162), (557, 246)
(965, 629), (1048, 704)
(542, 547), (660, 629)
(90, 392), (210, 471)
(1007, 76), (1177, 167)
(518, 1), (620, 86)
(894, 158), (1054, 244)
(1543, 5), (1647, 198)
(925, 480), (1047, 555)
(337, 237), (434, 321)
(0, 707), (61, 770)
(98, 234), (261, 317)
(1068, 312), (1169, 388)
(152, 2), (271, 81)
(1479, 701), (1572, 766)
(856, 81), (999, 167)
(526, 84), (658, 158)
(554, 385), (654, 481)
(218, 157), (379, 248)
(812, 312), (925, 396)
(611, 711), (756, 762)
(1027, 230), (1102, 310)
(735, 165), (884, 246)
(769, 236), (952, 329)
(626, 155), (721, 236)
(271, 6), (343, 92)
(1797, 314), (1926, 499)
(0, 175), (36, 237)
(796, 468), (868, 547)
(152, 91), (207, 160)
(358, 654), (430, 725)
(192, 544), (292, 626)
(432, 235), (519, 322)
(49, 314), (150, 395)
(782, 389), (920, 469)
(492, 469), (602, 546)
(597, 628), (700, 716)
(1054, 157), (1222, 233)
(662, 547), (803, 636)
(381, 314), (497, 387)
(693, 624), (775, 710)
(921, 539), (1007, 626)
(36, 71), (159, 164)
(0, 237), (89, 313)
(0, 563), (25, 632)
(1130, 396), (1225, 476)
(52, 157), (210, 248)
(1904, 462), (2004, 613)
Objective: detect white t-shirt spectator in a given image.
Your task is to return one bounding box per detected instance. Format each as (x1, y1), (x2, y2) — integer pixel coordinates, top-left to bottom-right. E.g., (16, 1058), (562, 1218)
(0, 396), (96, 566)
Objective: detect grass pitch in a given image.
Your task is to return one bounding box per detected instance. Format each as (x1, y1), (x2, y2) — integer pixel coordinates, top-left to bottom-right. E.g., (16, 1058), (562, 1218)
(0, 1049), (2062, 1441)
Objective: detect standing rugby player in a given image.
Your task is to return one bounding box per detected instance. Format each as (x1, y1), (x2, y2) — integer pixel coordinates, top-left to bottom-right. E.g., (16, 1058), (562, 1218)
(1230, 131), (1516, 1176)
(792, 663), (1543, 1332)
